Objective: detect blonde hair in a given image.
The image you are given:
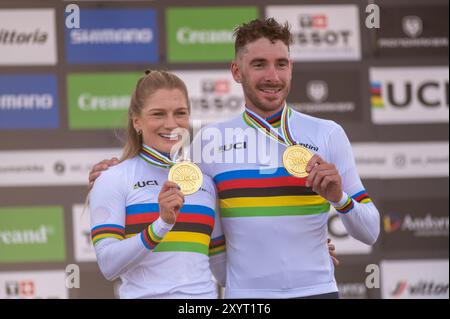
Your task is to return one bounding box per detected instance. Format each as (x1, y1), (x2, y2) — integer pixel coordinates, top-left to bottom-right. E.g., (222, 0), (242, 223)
(120, 69), (190, 162)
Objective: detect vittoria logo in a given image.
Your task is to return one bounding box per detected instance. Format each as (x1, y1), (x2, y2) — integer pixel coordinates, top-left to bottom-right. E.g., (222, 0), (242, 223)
(133, 180), (159, 190)
(0, 28), (48, 45)
(391, 280), (449, 298)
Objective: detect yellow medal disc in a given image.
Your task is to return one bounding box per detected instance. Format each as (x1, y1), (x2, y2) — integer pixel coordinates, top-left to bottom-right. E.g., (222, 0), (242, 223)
(282, 145), (314, 178)
(168, 161), (203, 195)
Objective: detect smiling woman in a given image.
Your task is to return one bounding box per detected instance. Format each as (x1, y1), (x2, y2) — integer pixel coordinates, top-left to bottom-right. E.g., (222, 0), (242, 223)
(88, 70), (226, 299)
(122, 70), (190, 160)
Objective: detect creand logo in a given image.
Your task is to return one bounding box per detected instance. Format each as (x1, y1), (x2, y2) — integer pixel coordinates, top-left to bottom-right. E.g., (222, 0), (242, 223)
(0, 225), (54, 245)
(176, 27), (234, 45)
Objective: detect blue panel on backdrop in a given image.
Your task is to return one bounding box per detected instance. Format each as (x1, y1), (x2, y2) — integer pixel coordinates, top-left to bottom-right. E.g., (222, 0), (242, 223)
(65, 8), (159, 64)
(0, 75), (59, 129)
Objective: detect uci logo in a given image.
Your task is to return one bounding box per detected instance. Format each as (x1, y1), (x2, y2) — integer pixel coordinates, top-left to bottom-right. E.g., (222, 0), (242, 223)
(133, 180), (159, 190)
(218, 141), (247, 153)
(385, 81), (449, 108)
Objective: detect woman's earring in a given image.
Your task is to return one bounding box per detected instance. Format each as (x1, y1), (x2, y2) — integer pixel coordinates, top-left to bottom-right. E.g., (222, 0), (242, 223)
(136, 129), (142, 135)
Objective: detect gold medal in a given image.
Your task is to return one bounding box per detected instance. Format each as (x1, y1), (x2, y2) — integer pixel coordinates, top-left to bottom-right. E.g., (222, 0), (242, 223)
(282, 145), (314, 178)
(168, 161), (203, 195)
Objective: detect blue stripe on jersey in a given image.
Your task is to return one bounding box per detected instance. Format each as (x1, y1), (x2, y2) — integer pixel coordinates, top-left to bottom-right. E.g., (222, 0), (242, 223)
(126, 203), (215, 218)
(91, 224), (125, 232)
(214, 167), (290, 184)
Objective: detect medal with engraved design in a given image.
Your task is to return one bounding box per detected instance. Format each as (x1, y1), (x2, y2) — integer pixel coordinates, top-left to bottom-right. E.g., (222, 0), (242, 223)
(282, 145), (314, 178)
(168, 161), (203, 195)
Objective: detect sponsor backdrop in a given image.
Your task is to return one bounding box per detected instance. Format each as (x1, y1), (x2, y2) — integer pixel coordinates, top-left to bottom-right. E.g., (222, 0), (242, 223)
(0, 0), (448, 299)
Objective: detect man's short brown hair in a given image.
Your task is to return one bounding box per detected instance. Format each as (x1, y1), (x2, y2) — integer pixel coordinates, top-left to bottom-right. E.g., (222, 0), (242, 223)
(234, 18), (293, 57)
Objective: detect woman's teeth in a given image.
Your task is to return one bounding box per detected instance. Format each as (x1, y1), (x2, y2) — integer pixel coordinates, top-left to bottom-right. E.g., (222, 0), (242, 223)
(159, 134), (178, 139)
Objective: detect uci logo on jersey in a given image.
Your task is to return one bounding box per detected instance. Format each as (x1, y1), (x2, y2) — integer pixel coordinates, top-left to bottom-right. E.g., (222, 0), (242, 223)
(218, 141), (247, 153)
(133, 180), (159, 190)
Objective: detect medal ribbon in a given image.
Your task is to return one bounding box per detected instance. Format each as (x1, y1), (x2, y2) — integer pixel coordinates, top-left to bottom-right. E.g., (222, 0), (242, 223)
(139, 144), (176, 169)
(243, 106), (296, 146)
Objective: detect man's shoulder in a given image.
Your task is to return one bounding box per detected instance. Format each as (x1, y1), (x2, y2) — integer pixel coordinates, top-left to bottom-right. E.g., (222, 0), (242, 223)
(96, 156), (138, 183)
(292, 109), (342, 133)
(200, 113), (245, 132)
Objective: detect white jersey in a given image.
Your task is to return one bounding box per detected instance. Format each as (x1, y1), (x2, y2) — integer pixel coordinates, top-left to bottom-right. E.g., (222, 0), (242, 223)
(89, 155), (226, 299)
(192, 107), (380, 298)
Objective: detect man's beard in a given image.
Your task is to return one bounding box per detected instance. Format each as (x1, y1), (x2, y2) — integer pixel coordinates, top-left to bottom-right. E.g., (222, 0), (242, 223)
(242, 79), (290, 112)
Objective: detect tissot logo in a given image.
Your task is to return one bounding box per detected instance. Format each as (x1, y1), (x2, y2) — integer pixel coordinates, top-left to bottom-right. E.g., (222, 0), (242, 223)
(218, 142), (247, 153)
(391, 280), (449, 297)
(133, 180), (159, 190)
(175, 71), (244, 122)
(299, 14), (328, 29)
(266, 5), (361, 61)
(296, 15), (352, 46)
(402, 16), (423, 38)
(5, 280), (35, 297)
(202, 79), (230, 95)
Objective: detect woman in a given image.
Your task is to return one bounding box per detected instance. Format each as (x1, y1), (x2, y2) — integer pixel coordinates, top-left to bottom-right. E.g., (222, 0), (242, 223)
(89, 70), (226, 298)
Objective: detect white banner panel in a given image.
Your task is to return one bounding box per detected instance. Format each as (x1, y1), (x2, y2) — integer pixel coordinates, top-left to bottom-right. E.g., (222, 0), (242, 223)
(0, 9), (57, 65)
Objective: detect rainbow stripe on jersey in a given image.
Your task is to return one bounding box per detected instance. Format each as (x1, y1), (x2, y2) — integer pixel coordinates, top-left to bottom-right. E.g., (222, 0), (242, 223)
(125, 203), (221, 256)
(214, 167), (330, 218)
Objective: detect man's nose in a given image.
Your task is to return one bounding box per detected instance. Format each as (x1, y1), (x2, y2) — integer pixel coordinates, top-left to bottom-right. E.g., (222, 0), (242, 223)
(264, 65), (280, 82)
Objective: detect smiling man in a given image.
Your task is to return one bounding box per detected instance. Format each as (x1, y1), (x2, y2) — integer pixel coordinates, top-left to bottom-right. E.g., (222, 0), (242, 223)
(192, 18), (380, 299)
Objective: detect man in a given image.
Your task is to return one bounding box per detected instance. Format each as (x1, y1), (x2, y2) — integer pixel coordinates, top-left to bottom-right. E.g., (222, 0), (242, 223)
(89, 18), (379, 299)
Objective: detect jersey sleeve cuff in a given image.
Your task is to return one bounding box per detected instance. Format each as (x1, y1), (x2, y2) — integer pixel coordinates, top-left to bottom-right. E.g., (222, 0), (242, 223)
(151, 217), (174, 238)
(330, 192), (354, 214)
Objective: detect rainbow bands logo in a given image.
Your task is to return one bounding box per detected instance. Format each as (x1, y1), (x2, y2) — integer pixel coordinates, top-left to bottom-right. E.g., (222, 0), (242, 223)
(371, 82), (384, 108)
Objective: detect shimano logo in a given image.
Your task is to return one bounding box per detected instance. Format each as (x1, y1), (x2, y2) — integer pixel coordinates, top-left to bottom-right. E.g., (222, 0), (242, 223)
(70, 28), (153, 44)
(0, 94), (53, 110)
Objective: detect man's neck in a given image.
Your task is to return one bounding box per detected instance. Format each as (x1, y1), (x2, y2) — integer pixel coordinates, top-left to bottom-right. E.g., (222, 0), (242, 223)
(245, 103), (285, 119)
